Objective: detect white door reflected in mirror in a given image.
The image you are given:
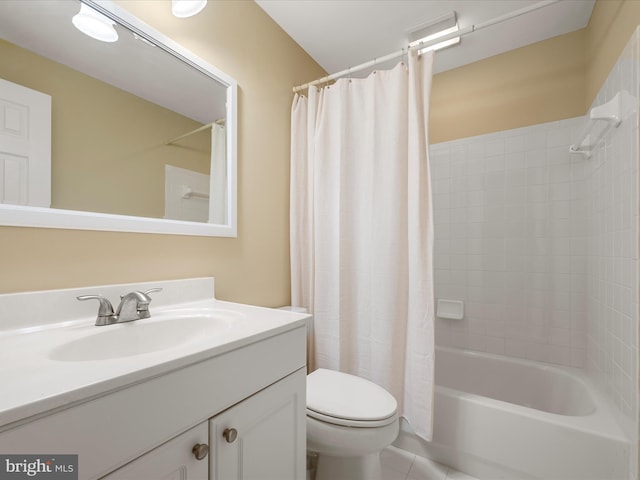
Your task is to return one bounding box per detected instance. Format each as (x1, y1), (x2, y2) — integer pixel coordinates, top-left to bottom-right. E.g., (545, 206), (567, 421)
(0, 79), (51, 208)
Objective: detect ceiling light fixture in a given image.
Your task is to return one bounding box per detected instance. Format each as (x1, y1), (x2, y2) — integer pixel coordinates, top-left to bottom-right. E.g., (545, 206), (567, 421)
(408, 12), (460, 53)
(171, 0), (207, 18)
(72, 3), (118, 43)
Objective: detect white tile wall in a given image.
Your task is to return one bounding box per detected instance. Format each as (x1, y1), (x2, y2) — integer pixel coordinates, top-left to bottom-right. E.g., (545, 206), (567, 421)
(584, 27), (639, 480)
(430, 26), (639, 480)
(431, 116), (588, 367)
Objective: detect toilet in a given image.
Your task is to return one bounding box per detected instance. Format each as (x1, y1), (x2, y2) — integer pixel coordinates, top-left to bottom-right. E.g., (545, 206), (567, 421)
(306, 368), (399, 480)
(277, 306), (399, 480)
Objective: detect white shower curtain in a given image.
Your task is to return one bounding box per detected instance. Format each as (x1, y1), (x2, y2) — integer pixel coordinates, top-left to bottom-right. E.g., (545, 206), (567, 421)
(290, 50), (435, 440)
(208, 123), (226, 224)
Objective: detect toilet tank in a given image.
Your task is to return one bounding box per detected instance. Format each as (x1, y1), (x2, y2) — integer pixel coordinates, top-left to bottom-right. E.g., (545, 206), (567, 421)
(278, 306), (314, 372)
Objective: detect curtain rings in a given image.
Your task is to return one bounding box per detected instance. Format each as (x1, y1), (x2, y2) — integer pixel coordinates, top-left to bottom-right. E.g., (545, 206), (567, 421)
(321, 74), (330, 90)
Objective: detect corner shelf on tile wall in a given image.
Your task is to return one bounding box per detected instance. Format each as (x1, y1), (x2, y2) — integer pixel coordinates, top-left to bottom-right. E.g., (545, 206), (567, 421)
(569, 91), (624, 159)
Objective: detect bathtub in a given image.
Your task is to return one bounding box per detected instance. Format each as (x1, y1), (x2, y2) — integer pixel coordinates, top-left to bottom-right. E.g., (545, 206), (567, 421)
(394, 347), (630, 479)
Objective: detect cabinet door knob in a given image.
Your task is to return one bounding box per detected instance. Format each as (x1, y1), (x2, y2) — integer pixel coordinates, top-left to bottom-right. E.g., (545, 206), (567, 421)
(192, 443), (209, 460)
(223, 428), (238, 443)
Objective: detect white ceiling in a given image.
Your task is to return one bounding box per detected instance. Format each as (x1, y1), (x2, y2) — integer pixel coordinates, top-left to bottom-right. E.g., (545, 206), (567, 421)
(256, 0), (595, 80)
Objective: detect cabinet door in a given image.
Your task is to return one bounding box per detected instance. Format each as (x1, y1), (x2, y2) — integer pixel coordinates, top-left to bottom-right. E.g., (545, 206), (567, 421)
(101, 423), (209, 480)
(210, 368), (306, 480)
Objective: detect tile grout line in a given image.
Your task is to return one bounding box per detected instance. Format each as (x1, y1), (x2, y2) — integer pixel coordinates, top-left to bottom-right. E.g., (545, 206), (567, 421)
(404, 454), (417, 480)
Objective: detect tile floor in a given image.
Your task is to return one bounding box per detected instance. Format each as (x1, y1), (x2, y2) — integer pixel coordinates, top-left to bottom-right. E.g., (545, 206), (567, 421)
(381, 446), (479, 480)
(306, 446), (479, 480)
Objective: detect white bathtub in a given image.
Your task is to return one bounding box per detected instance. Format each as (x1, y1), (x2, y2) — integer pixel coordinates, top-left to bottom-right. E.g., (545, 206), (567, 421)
(394, 347), (630, 479)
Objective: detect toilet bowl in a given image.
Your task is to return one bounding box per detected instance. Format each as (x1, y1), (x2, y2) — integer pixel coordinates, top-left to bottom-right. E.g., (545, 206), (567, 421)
(306, 368), (399, 480)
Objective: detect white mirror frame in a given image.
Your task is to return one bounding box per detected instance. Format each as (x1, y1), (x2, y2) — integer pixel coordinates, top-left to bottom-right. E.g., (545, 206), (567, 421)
(0, 0), (238, 237)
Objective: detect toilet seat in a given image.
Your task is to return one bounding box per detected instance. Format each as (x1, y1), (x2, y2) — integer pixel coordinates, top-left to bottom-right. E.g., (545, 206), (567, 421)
(307, 368), (398, 428)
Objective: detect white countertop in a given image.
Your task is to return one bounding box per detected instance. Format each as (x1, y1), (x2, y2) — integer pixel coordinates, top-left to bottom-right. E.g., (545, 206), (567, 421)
(0, 279), (309, 431)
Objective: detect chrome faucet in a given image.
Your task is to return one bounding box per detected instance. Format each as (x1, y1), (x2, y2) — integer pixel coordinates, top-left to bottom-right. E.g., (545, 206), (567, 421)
(77, 288), (162, 326)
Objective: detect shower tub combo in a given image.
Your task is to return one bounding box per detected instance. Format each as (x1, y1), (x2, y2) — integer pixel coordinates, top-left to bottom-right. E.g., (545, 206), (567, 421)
(395, 347), (629, 479)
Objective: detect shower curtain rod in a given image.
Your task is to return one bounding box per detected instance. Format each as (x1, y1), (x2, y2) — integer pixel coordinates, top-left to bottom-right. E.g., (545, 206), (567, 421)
(292, 0), (560, 93)
(166, 118), (225, 145)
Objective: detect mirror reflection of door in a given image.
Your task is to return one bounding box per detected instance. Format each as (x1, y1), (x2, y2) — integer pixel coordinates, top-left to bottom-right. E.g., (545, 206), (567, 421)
(0, 78), (51, 207)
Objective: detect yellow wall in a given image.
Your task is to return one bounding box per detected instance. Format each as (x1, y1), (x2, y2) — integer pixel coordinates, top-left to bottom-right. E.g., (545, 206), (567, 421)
(586, 0), (640, 104)
(430, 0), (640, 144)
(1, 0), (639, 305)
(0, 1), (325, 304)
(430, 29), (587, 144)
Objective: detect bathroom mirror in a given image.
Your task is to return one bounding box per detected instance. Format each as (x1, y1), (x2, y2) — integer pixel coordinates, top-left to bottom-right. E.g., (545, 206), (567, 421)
(0, 0), (237, 236)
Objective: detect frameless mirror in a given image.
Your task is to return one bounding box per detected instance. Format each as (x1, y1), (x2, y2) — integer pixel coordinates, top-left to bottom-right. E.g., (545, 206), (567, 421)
(0, 0), (237, 236)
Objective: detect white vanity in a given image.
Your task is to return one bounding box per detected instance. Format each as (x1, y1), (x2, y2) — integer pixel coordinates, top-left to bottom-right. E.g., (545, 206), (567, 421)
(0, 278), (308, 479)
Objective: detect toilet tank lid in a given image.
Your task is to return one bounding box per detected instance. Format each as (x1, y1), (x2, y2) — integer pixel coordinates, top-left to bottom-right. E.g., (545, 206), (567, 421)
(307, 368), (397, 422)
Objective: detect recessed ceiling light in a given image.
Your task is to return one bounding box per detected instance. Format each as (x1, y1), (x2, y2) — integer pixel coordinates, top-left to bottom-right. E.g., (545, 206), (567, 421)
(72, 3), (118, 43)
(171, 0), (207, 18)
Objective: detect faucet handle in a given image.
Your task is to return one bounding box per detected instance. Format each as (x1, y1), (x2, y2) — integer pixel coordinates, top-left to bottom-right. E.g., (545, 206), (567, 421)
(119, 288), (162, 301)
(142, 288), (163, 297)
(77, 295), (115, 326)
(135, 288), (162, 319)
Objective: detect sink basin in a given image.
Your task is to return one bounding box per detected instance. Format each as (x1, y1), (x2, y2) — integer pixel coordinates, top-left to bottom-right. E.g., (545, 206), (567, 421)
(49, 311), (234, 361)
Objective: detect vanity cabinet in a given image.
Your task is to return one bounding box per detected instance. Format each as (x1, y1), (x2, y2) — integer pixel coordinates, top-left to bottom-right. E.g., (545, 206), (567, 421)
(0, 322), (307, 480)
(101, 369), (306, 480)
